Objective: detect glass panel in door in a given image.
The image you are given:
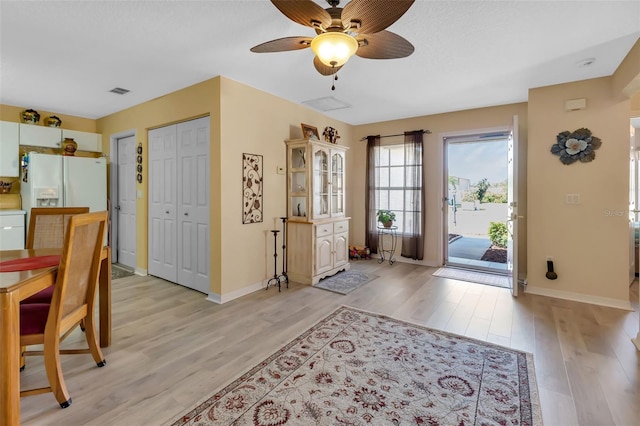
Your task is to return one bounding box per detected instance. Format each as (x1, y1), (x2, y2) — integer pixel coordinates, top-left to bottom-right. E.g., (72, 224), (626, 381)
(313, 148), (329, 218)
(331, 152), (344, 215)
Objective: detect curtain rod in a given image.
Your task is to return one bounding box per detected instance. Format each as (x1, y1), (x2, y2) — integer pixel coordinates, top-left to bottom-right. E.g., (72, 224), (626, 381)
(359, 129), (432, 141)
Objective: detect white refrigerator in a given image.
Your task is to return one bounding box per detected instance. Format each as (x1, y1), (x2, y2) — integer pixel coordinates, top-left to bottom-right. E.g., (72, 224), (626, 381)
(21, 152), (107, 225)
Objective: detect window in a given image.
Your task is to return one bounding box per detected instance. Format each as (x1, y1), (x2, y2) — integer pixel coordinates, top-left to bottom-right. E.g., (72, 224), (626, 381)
(374, 144), (422, 234)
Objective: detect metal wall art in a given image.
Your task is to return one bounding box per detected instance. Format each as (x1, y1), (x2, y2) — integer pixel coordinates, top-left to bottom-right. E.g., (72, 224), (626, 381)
(551, 128), (602, 165)
(136, 144), (143, 183)
(242, 153), (263, 224)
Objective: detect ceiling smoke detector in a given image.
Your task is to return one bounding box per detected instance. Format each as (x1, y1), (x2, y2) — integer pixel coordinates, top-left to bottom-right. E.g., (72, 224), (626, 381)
(109, 87), (130, 95)
(576, 58), (596, 68)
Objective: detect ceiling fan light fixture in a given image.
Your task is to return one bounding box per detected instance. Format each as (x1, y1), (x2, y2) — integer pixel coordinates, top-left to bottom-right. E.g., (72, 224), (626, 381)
(311, 31), (358, 67)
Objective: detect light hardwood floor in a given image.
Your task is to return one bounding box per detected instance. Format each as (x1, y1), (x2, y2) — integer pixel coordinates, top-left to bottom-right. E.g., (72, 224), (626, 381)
(19, 261), (639, 425)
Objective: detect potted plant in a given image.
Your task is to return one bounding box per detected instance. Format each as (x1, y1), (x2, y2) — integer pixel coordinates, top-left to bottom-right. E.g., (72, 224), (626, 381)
(377, 210), (396, 228)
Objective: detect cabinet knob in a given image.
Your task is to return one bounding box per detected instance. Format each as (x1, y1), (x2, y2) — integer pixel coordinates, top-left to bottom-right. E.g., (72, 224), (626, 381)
(184, 212), (189, 216)
(165, 211), (169, 214)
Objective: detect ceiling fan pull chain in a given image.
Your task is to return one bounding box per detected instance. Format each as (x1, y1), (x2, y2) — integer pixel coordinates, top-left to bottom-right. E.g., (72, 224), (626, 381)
(332, 74), (338, 91)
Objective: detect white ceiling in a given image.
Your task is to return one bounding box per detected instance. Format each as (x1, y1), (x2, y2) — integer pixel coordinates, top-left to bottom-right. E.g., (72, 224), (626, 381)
(1, 0), (639, 126)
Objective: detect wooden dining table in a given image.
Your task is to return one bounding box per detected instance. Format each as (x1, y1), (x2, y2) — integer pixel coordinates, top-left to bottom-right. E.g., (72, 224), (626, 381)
(0, 246), (111, 426)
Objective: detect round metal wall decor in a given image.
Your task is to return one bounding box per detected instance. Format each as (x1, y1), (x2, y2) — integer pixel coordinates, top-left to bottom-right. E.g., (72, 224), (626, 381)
(550, 128), (602, 165)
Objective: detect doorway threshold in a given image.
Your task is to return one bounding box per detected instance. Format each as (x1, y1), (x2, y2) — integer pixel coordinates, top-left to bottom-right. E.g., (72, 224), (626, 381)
(446, 256), (507, 275)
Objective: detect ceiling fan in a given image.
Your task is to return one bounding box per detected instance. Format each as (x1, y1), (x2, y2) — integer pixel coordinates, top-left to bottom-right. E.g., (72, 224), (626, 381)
(250, 0), (415, 78)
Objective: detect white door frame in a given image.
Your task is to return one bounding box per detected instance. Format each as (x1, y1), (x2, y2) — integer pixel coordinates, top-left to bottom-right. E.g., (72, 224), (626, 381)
(440, 126), (512, 268)
(109, 129), (137, 267)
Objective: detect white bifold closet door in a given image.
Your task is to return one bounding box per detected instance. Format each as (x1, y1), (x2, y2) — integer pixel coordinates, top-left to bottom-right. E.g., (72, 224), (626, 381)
(148, 117), (210, 294)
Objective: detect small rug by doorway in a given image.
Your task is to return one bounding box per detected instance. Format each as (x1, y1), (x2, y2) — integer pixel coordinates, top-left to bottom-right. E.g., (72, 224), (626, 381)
(167, 306), (541, 426)
(112, 263), (134, 280)
(314, 270), (378, 295)
(433, 267), (509, 288)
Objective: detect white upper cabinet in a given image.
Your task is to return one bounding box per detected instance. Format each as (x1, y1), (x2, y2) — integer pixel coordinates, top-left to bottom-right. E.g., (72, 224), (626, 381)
(18, 124), (102, 153)
(62, 129), (102, 152)
(0, 121), (20, 176)
(19, 124), (62, 148)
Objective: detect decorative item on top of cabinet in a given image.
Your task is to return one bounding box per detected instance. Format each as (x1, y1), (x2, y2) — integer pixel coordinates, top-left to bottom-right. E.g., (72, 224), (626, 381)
(21, 109), (40, 124)
(62, 138), (77, 156)
(284, 138), (350, 285)
(44, 115), (62, 128)
(323, 126), (340, 144)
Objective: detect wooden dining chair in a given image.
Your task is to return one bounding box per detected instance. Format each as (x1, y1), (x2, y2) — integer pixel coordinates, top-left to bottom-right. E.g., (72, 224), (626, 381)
(21, 207), (90, 305)
(26, 207), (91, 250)
(20, 211), (108, 408)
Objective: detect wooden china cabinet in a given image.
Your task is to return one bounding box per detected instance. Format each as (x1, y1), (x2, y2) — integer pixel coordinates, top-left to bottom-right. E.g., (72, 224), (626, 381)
(285, 138), (350, 285)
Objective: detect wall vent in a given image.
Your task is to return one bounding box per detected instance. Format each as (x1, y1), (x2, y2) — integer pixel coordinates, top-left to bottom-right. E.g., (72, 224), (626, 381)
(109, 87), (130, 95)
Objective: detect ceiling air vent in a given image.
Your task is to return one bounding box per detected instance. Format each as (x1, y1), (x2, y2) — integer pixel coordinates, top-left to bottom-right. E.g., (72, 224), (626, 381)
(109, 87), (130, 95)
(302, 96), (350, 112)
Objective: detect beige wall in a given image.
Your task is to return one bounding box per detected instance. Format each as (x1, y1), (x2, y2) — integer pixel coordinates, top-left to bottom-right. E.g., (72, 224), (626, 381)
(527, 76), (631, 307)
(95, 76), (351, 299)
(217, 77), (351, 298)
(350, 104), (528, 271)
(3, 39), (637, 306)
(96, 78), (222, 292)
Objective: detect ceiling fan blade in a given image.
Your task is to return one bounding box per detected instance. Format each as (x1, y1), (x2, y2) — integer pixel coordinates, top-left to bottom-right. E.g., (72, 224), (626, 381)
(356, 30), (414, 59)
(342, 0), (414, 34)
(313, 56), (342, 76)
(250, 36), (313, 53)
(271, 0), (332, 28)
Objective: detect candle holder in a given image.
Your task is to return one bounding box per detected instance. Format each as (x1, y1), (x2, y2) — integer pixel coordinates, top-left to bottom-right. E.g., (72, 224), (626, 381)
(278, 217), (288, 288)
(266, 229), (282, 291)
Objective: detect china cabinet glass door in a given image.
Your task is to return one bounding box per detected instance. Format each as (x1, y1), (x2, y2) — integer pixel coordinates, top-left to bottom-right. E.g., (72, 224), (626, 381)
(331, 151), (345, 216)
(289, 146), (307, 218)
(313, 147), (329, 218)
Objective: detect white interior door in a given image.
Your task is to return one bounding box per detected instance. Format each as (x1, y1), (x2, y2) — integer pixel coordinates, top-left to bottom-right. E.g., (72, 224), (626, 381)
(176, 117), (210, 293)
(116, 135), (137, 269)
(507, 115), (519, 296)
(148, 125), (177, 283)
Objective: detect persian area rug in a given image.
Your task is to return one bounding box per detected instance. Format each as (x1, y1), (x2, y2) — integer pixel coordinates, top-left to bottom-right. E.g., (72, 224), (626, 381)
(167, 306), (542, 426)
(313, 270), (378, 295)
(433, 267), (510, 289)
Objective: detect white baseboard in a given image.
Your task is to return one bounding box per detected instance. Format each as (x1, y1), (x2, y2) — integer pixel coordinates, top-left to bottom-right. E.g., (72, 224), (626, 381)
(524, 285), (633, 311)
(134, 267), (147, 276)
(206, 280), (266, 304)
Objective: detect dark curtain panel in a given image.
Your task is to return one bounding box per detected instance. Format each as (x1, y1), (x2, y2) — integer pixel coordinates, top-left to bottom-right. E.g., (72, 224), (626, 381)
(365, 135), (380, 253)
(401, 131), (425, 260)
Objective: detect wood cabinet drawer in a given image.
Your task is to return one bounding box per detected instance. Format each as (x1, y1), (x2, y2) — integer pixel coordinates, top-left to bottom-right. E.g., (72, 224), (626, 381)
(333, 220), (348, 234)
(316, 223), (333, 237)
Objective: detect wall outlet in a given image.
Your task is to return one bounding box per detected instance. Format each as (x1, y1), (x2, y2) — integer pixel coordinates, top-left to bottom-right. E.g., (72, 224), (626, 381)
(276, 166), (285, 175)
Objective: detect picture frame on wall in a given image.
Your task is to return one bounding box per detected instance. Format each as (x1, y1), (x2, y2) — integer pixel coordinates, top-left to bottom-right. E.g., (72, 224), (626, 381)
(301, 123), (320, 140)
